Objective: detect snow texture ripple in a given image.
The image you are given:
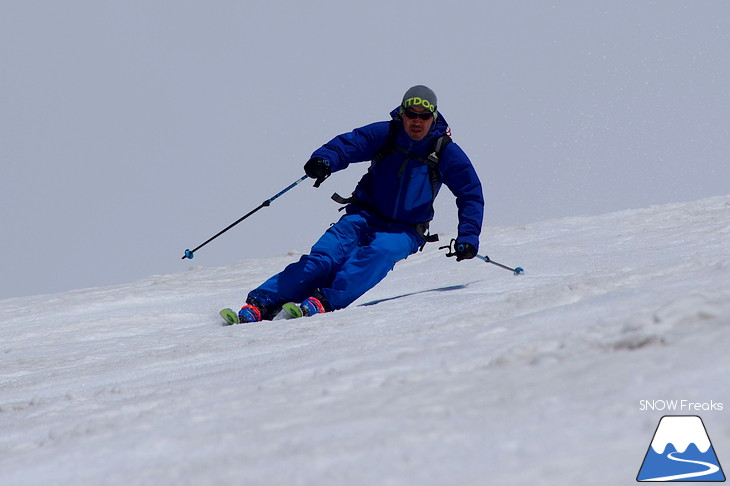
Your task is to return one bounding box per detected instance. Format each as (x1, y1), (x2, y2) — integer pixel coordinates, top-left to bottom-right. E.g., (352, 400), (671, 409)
(1, 196), (729, 485)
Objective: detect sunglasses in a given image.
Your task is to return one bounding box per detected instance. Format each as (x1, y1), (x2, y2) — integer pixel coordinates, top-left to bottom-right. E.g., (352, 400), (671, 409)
(402, 109), (434, 121)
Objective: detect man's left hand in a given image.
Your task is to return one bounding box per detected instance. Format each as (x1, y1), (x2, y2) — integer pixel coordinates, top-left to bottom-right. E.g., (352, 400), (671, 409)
(454, 242), (477, 261)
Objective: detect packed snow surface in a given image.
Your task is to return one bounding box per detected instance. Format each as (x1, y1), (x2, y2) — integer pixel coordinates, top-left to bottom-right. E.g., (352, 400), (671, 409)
(2, 196), (729, 485)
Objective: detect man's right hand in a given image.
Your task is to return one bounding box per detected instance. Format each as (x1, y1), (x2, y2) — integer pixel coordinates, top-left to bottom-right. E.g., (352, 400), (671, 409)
(304, 157), (331, 187)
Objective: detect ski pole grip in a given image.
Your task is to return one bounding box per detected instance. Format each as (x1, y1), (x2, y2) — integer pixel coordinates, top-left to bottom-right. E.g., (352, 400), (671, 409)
(439, 238), (458, 257)
(313, 174), (329, 188)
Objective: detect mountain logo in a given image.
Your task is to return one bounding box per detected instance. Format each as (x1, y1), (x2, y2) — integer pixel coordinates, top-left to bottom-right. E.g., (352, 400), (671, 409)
(637, 415), (725, 482)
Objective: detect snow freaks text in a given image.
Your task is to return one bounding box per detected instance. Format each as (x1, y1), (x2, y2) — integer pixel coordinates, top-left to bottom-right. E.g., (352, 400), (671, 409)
(639, 400), (724, 412)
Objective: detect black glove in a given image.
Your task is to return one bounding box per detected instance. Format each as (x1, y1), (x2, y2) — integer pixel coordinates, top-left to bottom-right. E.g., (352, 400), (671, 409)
(454, 242), (477, 261)
(304, 157), (331, 187)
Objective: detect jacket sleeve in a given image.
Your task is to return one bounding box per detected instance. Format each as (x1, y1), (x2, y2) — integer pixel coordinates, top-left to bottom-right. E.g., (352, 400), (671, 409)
(439, 143), (485, 251)
(310, 121), (391, 173)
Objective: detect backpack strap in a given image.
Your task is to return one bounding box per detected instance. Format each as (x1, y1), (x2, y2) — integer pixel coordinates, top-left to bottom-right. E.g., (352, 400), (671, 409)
(427, 134), (452, 166)
(371, 119), (401, 163)
(420, 134), (452, 204)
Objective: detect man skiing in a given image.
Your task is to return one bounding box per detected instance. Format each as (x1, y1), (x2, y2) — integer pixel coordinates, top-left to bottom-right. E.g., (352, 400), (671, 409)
(229, 85), (484, 323)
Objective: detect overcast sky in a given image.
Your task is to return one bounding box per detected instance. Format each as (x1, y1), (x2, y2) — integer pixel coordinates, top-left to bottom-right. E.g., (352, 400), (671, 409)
(2, 1), (729, 299)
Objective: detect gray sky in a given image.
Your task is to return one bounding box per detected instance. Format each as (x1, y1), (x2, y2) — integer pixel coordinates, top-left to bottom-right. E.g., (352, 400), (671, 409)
(2, 1), (729, 299)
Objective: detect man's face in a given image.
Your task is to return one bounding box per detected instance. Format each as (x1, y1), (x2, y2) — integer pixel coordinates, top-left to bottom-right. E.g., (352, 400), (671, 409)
(402, 106), (434, 141)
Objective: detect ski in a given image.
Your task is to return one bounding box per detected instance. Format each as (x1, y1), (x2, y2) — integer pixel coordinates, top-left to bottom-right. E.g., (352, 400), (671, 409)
(274, 302), (303, 320)
(219, 308), (239, 325)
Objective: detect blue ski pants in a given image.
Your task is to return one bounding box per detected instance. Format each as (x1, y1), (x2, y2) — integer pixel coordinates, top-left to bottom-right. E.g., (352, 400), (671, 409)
(248, 211), (421, 311)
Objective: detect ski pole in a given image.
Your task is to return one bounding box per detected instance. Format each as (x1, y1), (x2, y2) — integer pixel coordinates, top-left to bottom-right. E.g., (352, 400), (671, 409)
(475, 254), (524, 275)
(439, 238), (524, 275)
(181, 174), (309, 260)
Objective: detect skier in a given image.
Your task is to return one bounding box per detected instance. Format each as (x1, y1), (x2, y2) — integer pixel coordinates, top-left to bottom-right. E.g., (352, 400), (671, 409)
(233, 85), (484, 322)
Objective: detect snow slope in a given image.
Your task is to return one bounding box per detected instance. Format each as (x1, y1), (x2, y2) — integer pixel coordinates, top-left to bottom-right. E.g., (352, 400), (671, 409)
(2, 196), (729, 486)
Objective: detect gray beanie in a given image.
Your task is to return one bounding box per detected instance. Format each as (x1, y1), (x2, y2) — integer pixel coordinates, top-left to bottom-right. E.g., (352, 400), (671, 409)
(401, 85), (437, 114)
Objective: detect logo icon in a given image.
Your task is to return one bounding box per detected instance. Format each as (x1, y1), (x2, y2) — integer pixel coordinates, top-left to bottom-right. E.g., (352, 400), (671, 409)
(637, 415), (725, 482)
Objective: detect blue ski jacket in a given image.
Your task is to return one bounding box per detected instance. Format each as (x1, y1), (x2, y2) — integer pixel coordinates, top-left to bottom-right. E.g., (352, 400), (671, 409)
(311, 107), (484, 250)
